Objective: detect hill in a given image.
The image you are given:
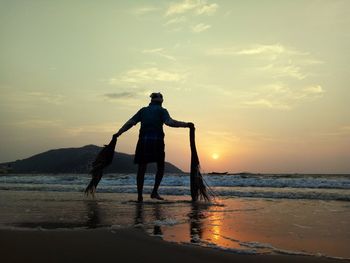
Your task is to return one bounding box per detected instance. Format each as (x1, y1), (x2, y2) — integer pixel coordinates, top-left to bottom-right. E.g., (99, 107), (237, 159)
(0, 145), (183, 174)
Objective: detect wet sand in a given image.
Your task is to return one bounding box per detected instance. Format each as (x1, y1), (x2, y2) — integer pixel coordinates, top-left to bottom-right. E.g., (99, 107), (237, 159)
(0, 228), (346, 263)
(0, 190), (349, 262)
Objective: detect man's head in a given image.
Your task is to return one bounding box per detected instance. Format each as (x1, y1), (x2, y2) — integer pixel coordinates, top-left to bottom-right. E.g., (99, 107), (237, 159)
(150, 92), (163, 103)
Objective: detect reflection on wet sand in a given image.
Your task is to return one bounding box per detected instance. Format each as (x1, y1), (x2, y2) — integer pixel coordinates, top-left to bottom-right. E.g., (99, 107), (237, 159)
(152, 203), (164, 236)
(134, 203), (144, 226)
(156, 201), (225, 247)
(189, 202), (225, 245)
(134, 202), (165, 236)
(85, 200), (101, 228)
(188, 202), (209, 243)
(208, 206), (223, 242)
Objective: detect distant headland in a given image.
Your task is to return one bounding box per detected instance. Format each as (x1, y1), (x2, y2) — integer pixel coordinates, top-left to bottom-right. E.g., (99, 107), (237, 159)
(0, 145), (183, 174)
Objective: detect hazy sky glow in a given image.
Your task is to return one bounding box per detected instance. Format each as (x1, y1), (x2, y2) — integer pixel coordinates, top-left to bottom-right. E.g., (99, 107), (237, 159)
(1, 0), (349, 173)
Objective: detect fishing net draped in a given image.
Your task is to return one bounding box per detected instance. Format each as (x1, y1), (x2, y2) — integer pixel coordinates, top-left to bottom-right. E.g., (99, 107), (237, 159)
(189, 127), (211, 201)
(84, 136), (117, 195)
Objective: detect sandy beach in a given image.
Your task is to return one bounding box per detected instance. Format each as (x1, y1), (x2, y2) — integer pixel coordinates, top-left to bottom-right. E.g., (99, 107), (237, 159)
(0, 227), (346, 263)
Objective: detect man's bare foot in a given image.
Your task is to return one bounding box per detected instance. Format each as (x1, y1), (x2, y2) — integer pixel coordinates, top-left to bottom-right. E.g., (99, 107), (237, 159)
(137, 196), (143, 203)
(151, 192), (164, 200)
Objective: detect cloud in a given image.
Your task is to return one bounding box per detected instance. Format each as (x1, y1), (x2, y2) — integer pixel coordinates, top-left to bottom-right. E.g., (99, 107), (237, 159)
(164, 16), (187, 26)
(207, 44), (306, 57)
(142, 48), (177, 61)
(166, 0), (218, 16)
(259, 63), (306, 80)
(109, 67), (185, 85)
(166, 0), (198, 16)
(102, 89), (148, 107)
(164, 1), (217, 32)
(303, 85), (324, 94)
(191, 23), (211, 33)
(131, 6), (160, 15)
(195, 2), (218, 15)
(104, 92), (136, 100)
(236, 44), (299, 56)
(295, 85), (325, 99)
(243, 99), (291, 110)
(203, 43), (325, 110)
(240, 84), (325, 110)
(207, 43), (324, 80)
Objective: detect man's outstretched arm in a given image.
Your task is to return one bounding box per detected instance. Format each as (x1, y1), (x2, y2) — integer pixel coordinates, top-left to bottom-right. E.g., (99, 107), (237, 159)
(114, 119), (137, 138)
(165, 118), (194, 128)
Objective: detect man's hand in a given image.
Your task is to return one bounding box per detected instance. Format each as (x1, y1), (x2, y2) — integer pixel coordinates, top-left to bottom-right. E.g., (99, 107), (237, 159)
(187, 122), (195, 129)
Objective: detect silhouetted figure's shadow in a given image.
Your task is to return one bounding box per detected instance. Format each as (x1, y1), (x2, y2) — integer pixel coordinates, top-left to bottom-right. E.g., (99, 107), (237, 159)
(188, 202), (210, 243)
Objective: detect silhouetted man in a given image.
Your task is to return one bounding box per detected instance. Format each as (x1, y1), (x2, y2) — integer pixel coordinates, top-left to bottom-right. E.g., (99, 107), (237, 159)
(114, 92), (194, 202)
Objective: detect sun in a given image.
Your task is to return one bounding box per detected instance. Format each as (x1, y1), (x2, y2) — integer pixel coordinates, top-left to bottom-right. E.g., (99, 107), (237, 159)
(211, 153), (220, 160)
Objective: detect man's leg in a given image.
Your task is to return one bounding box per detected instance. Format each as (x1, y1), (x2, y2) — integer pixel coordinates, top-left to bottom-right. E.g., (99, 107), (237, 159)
(151, 161), (165, 200)
(137, 162), (147, 202)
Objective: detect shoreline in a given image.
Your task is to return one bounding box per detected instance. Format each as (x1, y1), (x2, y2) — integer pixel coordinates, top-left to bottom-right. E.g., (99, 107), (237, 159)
(0, 227), (347, 263)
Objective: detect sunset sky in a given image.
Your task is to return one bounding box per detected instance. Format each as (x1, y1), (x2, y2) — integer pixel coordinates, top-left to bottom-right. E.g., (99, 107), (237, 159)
(1, 0), (349, 173)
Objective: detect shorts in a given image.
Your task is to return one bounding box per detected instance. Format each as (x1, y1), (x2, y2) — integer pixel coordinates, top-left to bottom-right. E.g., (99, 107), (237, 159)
(134, 134), (165, 164)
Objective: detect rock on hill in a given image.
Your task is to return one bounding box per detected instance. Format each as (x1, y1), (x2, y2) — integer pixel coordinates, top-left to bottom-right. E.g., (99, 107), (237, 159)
(1, 145), (183, 174)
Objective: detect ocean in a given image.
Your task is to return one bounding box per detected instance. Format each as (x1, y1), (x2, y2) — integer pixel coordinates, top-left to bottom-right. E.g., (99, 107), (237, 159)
(1, 173), (350, 201)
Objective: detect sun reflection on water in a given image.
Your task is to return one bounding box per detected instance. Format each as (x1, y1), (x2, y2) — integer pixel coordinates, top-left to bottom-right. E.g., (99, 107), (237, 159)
(206, 205), (224, 243)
